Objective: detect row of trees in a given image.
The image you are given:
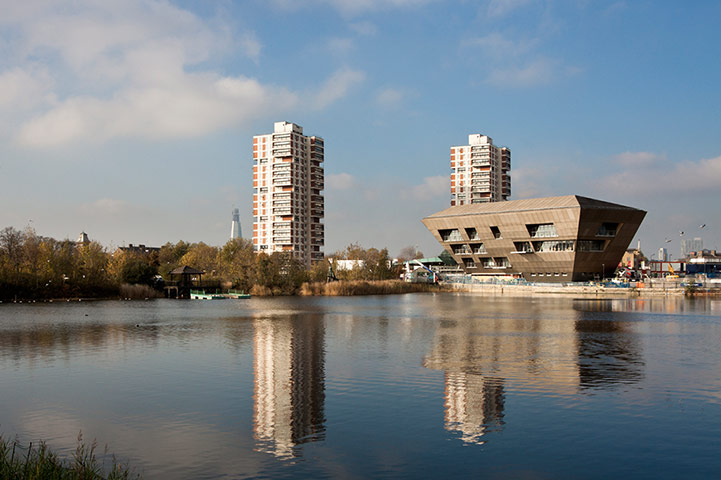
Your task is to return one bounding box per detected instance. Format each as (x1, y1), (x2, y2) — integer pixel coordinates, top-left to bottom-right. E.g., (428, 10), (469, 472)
(0, 226), (425, 300)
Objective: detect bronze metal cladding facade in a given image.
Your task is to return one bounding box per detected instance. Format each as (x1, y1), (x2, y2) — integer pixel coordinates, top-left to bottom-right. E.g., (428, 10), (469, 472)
(422, 195), (646, 283)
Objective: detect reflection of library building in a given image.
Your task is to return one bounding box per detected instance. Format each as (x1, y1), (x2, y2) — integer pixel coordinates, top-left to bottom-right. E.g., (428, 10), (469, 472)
(422, 195), (646, 283)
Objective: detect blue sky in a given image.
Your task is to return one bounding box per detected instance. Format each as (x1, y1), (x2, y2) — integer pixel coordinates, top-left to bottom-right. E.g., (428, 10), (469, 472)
(1, 0), (720, 259)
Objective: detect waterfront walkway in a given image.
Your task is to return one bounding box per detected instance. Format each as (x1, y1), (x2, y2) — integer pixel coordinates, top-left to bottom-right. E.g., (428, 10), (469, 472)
(443, 276), (720, 297)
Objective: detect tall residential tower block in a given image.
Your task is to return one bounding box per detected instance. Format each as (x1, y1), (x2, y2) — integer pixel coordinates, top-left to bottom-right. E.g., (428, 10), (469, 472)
(451, 134), (510, 206)
(252, 122), (325, 266)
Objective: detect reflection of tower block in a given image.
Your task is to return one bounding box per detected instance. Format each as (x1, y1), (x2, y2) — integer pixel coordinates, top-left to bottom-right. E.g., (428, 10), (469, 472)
(253, 317), (326, 458)
(444, 372), (504, 444)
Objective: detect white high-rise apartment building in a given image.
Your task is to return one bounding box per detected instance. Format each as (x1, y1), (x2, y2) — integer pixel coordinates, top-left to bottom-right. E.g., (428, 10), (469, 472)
(451, 134), (510, 206)
(252, 122), (324, 265)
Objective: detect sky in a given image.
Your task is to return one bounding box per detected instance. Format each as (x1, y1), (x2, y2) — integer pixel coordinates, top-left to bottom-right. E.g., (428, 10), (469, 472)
(1, 0), (720, 260)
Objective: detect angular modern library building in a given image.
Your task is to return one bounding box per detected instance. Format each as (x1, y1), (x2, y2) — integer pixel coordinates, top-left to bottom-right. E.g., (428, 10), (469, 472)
(422, 195), (646, 282)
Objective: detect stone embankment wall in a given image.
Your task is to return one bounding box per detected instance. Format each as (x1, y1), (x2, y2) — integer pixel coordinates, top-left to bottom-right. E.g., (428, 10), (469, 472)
(447, 282), (686, 297)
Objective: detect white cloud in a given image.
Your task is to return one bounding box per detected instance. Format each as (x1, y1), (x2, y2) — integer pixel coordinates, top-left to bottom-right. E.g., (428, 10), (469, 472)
(404, 176), (448, 200)
(240, 32), (262, 62)
(509, 166), (554, 199)
(350, 21), (378, 36)
(0, 68), (54, 109)
(80, 198), (135, 216)
(327, 37), (355, 56)
(613, 151), (663, 167)
(462, 30), (578, 88)
(599, 153), (721, 196)
(486, 0), (535, 18)
(271, 0), (435, 16)
(312, 68), (365, 110)
(0, 1), (304, 148)
(375, 87), (406, 108)
(486, 57), (575, 87)
(17, 75), (297, 147)
(462, 33), (536, 58)
(327, 173), (356, 190)
(2, 1), (363, 148)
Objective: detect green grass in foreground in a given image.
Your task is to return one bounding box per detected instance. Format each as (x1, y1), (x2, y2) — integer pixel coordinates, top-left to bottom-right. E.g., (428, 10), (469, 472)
(0, 433), (140, 480)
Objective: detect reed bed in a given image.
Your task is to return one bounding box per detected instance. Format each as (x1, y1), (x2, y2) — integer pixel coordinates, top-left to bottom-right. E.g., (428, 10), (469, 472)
(118, 284), (163, 300)
(0, 434), (139, 479)
(299, 280), (450, 296)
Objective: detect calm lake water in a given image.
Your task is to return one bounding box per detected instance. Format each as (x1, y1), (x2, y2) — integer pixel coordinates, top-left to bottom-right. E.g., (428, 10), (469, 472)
(1, 294), (720, 479)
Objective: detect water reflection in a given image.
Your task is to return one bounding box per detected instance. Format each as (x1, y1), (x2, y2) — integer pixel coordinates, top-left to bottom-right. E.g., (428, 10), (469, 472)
(442, 372), (504, 444)
(252, 315), (325, 459)
(575, 315), (645, 389)
(424, 300), (645, 445)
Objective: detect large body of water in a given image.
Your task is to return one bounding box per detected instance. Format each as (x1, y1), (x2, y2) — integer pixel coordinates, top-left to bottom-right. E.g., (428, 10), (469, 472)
(1, 294), (720, 479)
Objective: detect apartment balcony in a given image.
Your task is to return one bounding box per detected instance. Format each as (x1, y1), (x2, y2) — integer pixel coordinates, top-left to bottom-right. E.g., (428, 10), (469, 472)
(273, 207), (292, 215)
(273, 178), (292, 186)
(471, 160), (491, 167)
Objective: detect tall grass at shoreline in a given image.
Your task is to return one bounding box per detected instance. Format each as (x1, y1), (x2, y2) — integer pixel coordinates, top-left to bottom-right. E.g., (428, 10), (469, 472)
(0, 434), (139, 479)
(299, 280), (449, 296)
(118, 284), (163, 300)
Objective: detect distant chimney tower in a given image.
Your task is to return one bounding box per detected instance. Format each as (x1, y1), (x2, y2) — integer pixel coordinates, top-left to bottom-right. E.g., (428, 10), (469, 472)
(231, 208), (242, 239)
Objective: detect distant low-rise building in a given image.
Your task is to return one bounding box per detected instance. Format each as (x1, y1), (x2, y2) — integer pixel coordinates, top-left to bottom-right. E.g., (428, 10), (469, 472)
(119, 244), (161, 255)
(686, 250), (721, 277)
(621, 248), (646, 270)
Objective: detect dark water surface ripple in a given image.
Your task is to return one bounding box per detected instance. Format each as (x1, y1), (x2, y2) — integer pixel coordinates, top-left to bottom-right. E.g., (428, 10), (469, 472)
(1, 294), (721, 479)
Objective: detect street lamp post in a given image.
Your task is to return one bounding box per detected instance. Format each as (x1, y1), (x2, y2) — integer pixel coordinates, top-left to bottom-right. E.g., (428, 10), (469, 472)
(602, 263), (605, 281)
